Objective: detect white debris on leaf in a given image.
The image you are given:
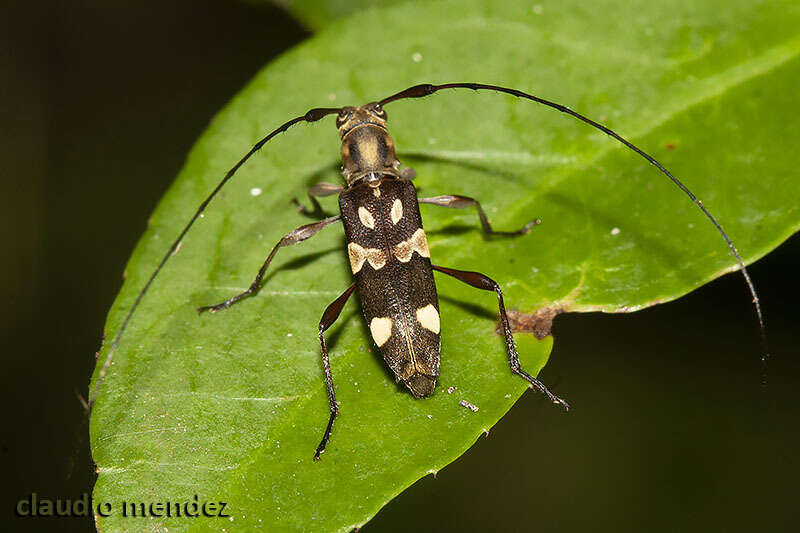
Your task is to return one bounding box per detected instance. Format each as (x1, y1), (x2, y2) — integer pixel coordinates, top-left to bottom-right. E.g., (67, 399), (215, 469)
(459, 400), (479, 412)
(250, 187), (262, 196)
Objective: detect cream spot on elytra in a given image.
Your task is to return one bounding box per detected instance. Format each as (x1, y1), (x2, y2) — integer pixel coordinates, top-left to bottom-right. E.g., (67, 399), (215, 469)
(416, 304), (440, 334)
(390, 198), (403, 225)
(370, 317), (393, 347)
(393, 228), (430, 262)
(347, 242), (386, 273)
(358, 206), (375, 229)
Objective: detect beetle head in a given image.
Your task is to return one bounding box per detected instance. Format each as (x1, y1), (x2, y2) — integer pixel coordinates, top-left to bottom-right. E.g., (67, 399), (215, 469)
(339, 103), (402, 185)
(336, 102), (387, 137)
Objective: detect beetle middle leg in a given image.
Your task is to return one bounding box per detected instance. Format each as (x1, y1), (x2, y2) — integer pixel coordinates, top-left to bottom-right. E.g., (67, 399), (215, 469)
(419, 195), (539, 236)
(292, 182), (343, 219)
(197, 215), (341, 313)
(314, 283), (356, 460)
(432, 264), (569, 410)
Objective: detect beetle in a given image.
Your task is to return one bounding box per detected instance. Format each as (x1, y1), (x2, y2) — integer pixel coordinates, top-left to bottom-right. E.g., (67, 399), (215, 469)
(88, 82), (766, 460)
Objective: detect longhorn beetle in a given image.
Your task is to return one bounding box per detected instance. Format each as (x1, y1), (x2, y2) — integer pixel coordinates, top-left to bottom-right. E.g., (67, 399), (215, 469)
(88, 82), (767, 460)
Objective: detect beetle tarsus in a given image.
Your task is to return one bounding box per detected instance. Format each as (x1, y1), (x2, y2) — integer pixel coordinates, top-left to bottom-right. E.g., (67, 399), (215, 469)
(519, 371), (570, 410)
(521, 218), (542, 234)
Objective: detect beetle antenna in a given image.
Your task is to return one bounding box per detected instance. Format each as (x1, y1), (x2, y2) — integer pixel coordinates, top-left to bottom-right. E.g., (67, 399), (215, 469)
(380, 82), (768, 361)
(87, 107), (341, 413)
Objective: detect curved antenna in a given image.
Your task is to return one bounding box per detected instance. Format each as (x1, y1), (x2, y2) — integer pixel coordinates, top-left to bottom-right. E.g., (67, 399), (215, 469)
(381, 82), (768, 359)
(87, 106), (341, 412)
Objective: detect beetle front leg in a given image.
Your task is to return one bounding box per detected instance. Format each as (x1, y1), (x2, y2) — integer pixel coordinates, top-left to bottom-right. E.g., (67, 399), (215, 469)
(197, 215), (341, 313)
(432, 264), (569, 410)
(292, 182), (344, 219)
(419, 195), (539, 236)
(314, 283), (356, 460)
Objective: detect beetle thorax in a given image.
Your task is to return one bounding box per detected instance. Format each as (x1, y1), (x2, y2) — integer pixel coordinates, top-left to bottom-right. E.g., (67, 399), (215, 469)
(337, 103), (401, 185)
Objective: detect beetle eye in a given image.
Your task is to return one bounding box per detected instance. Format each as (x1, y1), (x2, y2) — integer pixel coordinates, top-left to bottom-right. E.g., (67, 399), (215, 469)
(336, 110), (352, 127)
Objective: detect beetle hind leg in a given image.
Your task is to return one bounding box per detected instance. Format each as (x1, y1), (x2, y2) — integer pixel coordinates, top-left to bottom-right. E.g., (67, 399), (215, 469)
(432, 264), (569, 410)
(314, 283), (356, 460)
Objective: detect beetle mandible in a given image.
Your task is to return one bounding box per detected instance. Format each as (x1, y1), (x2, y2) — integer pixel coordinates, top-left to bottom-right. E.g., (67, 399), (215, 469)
(88, 82), (766, 460)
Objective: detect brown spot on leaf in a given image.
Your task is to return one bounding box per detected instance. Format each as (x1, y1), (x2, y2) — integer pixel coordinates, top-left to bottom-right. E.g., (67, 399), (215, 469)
(665, 142), (676, 150)
(496, 305), (564, 339)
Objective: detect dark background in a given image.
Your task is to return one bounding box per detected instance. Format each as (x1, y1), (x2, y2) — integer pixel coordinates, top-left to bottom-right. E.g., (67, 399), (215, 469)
(2, 2), (798, 532)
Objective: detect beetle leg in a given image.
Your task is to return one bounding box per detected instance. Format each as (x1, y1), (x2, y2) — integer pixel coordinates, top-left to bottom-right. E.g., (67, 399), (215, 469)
(197, 215), (341, 314)
(419, 195), (539, 236)
(292, 182), (343, 219)
(432, 264), (569, 410)
(314, 283), (356, 460)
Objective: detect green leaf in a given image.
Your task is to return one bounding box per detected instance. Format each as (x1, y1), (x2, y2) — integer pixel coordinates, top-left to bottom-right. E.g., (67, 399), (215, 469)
(271, 0), (405, 30)
(91, 1), (800, 531)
